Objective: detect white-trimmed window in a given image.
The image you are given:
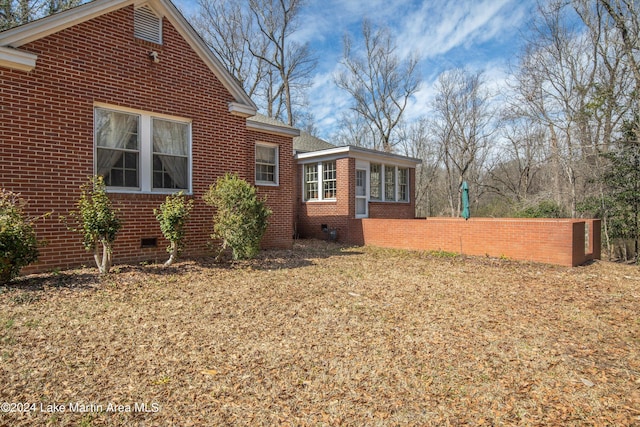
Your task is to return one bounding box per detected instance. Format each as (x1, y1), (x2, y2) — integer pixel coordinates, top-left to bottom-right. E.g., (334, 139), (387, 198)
(95, 105), (191, 193)
(367, 164), (410, 203)
(322, 161), (336, 199)
(398, 168), (409, 202)
(304, 164), (318, 200)
(370, 163), (382, 200)
(385, 166), (396, 201)
(303, 161), (337, 201)
(255, 143), (278, 185)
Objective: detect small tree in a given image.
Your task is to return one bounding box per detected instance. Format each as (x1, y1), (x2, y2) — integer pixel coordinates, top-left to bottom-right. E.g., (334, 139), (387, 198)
(0, 190), (40, 284)
(67, 176), (121, 274)
(154, 192), (194, 267)
(203, 173), (271, 260)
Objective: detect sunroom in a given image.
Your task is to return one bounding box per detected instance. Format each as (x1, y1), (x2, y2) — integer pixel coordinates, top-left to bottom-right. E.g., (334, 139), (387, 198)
(294, 145), (421, 241)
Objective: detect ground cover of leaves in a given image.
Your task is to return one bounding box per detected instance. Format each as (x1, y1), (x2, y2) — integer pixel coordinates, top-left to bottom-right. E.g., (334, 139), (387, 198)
(0, 240), (639, 426)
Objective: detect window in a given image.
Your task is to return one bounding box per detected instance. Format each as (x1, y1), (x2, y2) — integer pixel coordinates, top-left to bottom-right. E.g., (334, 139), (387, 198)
(134, 6), (162, 44)
(367, 163), (410, 203)
(322, 161), (336, 199)
(304, 164), (318, 200)
(385, 166), (396, 201)
(370, 163), (381, 200)
(153, 118), (189, 189)
(95, 106), (190, 193)
(95, 109), (140, 188)
(398, 168), (409, 202)
(304, 161), (337, 201)
(255, 144), (278, 185)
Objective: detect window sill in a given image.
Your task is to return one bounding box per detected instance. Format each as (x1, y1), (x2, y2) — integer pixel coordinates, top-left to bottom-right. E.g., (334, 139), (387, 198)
(256, 181), (279, 187)
(106, 188), (192, 196)
(303, 199), (337, 203)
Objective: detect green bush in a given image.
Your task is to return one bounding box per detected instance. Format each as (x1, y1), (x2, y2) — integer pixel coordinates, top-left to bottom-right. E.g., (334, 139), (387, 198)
(67, 176), (121, 274)
(203, 173), (272, 260)
(0, 190), (39, 284)
(155, 191), (194, 267)
(516, 200), (567, 218)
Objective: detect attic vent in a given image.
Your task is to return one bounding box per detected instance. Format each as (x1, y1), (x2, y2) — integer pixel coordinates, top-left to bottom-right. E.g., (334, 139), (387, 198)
(134, 5), (162, 44)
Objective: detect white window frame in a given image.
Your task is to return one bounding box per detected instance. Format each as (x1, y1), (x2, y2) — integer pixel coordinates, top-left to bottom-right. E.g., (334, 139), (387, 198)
(303, 160), (337, 202)
(255, 142), (279, 186)
(369, 164), (410, 203)
(94, 103), (192, 194)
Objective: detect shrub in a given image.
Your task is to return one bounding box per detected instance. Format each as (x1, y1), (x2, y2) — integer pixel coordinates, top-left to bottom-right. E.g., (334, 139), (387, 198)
(67, 176), (121, 274)
(155, 192), (194, 267)
(0, 190), (39, 284)
(516, 200), (567, 218)
(203, 173), (271, 260)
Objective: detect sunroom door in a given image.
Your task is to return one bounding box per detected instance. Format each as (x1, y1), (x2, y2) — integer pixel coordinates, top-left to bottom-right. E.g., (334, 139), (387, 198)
(355, 168), (368, 217)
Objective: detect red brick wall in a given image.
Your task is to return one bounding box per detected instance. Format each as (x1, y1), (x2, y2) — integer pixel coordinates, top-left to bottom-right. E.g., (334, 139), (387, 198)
(297, 158), (418, 241)
(248, 130), (294, 249)
(0, 6), (293, 273)
(346, 218), (601, 267)
(296, 158), (352, 240)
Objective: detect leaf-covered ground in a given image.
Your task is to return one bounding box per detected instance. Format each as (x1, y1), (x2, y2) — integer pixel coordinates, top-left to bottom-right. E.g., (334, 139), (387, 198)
(1, 240), (639, 426)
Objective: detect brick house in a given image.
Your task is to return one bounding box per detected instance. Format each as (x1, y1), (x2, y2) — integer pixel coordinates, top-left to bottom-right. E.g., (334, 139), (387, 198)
(248, 115), (421, 243)
(0, 0), (420, 273)
(0, 0), (298, 272)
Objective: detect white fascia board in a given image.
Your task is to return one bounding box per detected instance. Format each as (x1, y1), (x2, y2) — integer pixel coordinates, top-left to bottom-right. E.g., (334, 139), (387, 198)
(0, 46), (37, 71)
(246, 119), (300, 137)
(295, 145), (421, 167)
(229, 102), (257, 118)
(0, 0), (131, 47)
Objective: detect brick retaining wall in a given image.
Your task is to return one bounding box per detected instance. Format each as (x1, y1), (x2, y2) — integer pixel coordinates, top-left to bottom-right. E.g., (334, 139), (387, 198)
(346, 218), (601, 267)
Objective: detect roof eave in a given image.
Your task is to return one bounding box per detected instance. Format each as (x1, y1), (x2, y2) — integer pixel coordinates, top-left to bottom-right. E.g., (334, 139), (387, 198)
(0, 46), (37, 71)
(295, 145), (422, 166)
(247, 119), (300, 138)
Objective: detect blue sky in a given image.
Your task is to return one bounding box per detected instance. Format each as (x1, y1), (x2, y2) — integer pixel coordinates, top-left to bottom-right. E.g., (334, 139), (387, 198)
(175, 0), (537, 139)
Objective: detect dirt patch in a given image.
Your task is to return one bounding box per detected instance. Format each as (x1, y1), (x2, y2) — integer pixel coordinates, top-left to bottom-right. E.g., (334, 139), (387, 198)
(1, 240), (639, 426)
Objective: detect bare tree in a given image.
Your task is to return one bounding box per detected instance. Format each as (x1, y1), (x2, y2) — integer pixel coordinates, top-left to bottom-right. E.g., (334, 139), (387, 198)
(193, 0), (316, 126)
(247, 0), (316, 126)
(335, 19), (421, 152)
(1, 0), (80, 30)
(430, 69), (495, 217)
(398, 118), (444, 217)
(194, 0), (266, 99)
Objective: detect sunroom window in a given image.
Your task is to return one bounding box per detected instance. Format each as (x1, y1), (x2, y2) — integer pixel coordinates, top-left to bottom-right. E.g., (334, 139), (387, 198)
(385, 166), (396, 201)
(304, 161), (336, 201)
(322, 161), (337, 199)
(370, 163), (381, 200)
(398, 168), (409, 202)
(304, 164), (318, 200)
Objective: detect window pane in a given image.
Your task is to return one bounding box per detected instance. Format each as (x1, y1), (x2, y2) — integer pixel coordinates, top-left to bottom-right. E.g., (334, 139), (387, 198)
(95, 109), (139, 150)
(95, 109), (140, 188)
(152, 119), (189, 190)
(304, 164), (318, 200)
(385, 166), (396, 201)
(370, 164), (381, 200)
(153, 119), (188, 156)
(255, 145), (277, 183)
(97, 148), (139, 188)
(153, 154), (188, 189)
(398, 168), (408, 201)
(256, 145), (276, 164)
(323, 161), (336, 199)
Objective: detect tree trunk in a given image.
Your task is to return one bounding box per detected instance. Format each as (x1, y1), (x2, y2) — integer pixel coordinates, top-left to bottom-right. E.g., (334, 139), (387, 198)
(164, 242), (178, 267)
